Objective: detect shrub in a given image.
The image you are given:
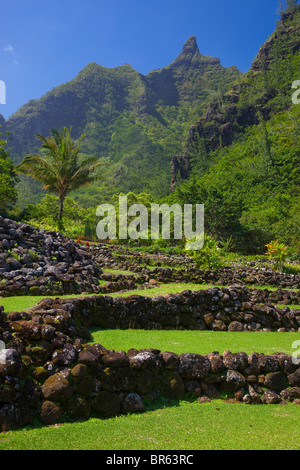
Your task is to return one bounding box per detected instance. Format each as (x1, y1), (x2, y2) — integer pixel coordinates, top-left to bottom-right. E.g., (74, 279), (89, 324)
(265, 240), (288, 272)
(188, 235), (224, 270)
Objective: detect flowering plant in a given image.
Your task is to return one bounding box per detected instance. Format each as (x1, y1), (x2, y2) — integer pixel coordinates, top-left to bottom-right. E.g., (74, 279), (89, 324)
(265, 240), (287, 272)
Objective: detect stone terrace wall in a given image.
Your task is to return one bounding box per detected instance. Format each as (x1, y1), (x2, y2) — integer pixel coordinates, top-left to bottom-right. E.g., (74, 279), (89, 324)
(132, 266), (300, 289)
(1, 284), (300, 431)
(0, 217), (103, 297)
(0, 343), (300, 431)
(27, 285), (300, 333)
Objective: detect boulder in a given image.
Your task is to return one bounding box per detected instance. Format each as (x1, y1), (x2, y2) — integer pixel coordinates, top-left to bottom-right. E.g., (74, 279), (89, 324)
(288, 369), (300, 387)
(179, 354), (211, 380)
(0, 402), (30, 432)
(41, 373), (73, 403)
(261, 390), (281, 404)
(223, 370), (246, 392)
(121, 393), (145, 414)
(40, 401), (63, 425)
(92, 391), (121, 417)
(63, 396), (91, 421)
(264, 372), (288, 391)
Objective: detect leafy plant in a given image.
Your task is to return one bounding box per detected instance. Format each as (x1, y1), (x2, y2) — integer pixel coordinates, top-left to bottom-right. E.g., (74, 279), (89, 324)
(15, 126), (106, 220)
(28, 249), (39, 262)
(265, 240), (288, 272)
(188, 235), (224, 270)
(0, 128), (18, 212)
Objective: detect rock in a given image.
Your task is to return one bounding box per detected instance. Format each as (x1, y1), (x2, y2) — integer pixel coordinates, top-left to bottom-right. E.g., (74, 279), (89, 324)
(121, 393), (145, 414)
(92, 391), (121, 417)
(202, 383), (220, 399)
(10, 321), (42, 341)
(288, 369), (300, 387)
(75, 376), (94, 397)
(207, 353), (225, 374)
(184, 380), (202, 397)
(161, 351), (180, 369)
(41, 373), (73, 403)
(261, 390), (281, 404)
(71, 363), (88, 380)
(280, 387), (300, 402)
(52, 344), (77, 367)
(0, 349), (20, 375)
(248, 385), (261, 404)
(258, 354), (280, 372)
(212, 320), (227, 331)
(0, 386), (17, 403)
(198, 397), (212, 403)
(63, 396), (91, 421)
(101, 351), (130, 368)
(78, 349), (100, 366)
(40, 401), (63, 425)
(23, 378), (41, 406)
(264, 372), (288, 391)
(224, 370), (246, 392)
(228, 321), (244, 332)
(179, 354), (211, 379)
(160, 370), (185, 399)
(0, 348), (19, 367)
(100, 367), (136, 393)
(223, 351), (248, 371)
(129, 352), (156, 369)
(0, 402), (30, 432)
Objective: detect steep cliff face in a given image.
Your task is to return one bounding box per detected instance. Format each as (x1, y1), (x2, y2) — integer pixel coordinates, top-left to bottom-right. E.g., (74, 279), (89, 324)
(171, 8), (300, 189)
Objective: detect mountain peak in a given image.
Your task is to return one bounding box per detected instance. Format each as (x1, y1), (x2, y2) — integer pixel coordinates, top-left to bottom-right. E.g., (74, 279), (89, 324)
(170, 35), (211, 68)
(181, 36), (200, 55)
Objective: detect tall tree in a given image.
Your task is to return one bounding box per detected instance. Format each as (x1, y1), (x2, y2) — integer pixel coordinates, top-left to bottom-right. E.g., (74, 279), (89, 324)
(16, 126), (105, 220)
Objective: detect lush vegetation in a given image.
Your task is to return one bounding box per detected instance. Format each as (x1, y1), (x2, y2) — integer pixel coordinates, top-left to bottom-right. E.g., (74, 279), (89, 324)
(16, 127), (105, 222)
(170, 106), (300, 254)
(3, 37), (241, 205)
(0, 129), (18, 210)
(0, 8), (299, 258)
(169, 7), (300, 254)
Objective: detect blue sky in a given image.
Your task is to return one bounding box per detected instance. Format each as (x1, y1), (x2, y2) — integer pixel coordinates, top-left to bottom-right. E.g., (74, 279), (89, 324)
(0, 0), (283, 119)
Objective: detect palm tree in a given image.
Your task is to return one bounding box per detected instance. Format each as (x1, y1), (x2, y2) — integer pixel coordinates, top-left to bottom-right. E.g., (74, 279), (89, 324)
(16, 126), (105, 220)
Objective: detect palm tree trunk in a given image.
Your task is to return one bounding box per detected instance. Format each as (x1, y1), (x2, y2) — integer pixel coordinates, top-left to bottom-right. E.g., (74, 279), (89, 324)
(59, 195), (65, 220)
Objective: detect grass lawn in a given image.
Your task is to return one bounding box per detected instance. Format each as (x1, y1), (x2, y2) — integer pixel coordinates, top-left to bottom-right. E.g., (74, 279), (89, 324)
(0, 400), (299, 450)
(102, 268), (138, 276)
(90, 329), (299, 357)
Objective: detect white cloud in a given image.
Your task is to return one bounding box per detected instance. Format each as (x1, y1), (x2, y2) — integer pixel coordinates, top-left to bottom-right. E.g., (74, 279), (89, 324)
(3, 44), (16, 54)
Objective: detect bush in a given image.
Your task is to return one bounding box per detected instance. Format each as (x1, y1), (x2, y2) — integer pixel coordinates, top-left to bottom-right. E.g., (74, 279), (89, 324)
(265, 240), (288, 272)
(188, 235), (224, 270)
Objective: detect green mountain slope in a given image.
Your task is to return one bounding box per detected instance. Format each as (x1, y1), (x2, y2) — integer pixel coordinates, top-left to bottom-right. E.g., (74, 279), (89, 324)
(2, 36), (241, 206)
(170, 7), (300, 253)
(172, 8), (300, 186)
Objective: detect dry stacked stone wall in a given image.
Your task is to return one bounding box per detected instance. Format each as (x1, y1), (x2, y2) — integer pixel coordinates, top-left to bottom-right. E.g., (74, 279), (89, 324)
(132, 266), (300, 289)
(0, 217), (102, 297)
(26, 285), (300, 333)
